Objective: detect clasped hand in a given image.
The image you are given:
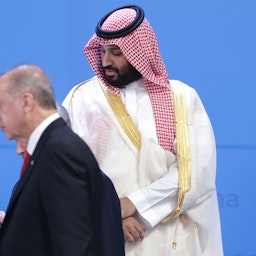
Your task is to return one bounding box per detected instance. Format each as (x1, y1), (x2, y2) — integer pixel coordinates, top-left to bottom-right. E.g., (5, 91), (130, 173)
(0, 211), (5, 229)
(120, 197), (146, 244)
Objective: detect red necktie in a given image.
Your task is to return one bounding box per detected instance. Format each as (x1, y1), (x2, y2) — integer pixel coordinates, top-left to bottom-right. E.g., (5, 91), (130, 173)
(20, 151), (31, 177)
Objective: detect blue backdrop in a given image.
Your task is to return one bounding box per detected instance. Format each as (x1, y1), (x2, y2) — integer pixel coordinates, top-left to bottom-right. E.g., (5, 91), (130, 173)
(1, 1), (256, 255)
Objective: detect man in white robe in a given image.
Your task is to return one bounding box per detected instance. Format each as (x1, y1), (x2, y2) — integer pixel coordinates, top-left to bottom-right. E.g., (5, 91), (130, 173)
(63, 5), (223, 256)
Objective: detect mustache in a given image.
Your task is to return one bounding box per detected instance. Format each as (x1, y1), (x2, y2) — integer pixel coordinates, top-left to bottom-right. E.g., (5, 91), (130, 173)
(103, 66), (118, 72)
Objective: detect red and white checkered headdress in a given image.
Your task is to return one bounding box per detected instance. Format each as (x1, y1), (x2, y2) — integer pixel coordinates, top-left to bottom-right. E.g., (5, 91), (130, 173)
(84, 5), (176, 153)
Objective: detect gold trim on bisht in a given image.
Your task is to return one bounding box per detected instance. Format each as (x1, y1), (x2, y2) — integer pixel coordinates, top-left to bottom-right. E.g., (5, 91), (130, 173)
(66, 79), (91, 115)
(161, 81), (191, 224)
(99, 79), (142, 150)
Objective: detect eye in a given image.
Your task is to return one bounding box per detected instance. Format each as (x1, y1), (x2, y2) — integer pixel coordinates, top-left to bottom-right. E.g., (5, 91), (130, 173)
(112, 49), (122, 56)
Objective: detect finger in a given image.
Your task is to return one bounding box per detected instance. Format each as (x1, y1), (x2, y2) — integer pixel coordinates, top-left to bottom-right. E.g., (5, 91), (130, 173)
(129, 227), (143, 242)
(125, 233), (135, 243)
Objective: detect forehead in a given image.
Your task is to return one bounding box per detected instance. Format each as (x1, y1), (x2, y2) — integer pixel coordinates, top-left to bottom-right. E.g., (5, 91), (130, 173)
(0, 91), (11, 108)
(0, 77), (13, 103)
(0, 86), (9, 101)
(0, 74), (10, 92)
(0, 88), (10, 102)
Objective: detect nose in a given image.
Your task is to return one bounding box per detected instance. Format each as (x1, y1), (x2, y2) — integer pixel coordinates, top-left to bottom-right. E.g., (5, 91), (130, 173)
(101, 51), (113, 67)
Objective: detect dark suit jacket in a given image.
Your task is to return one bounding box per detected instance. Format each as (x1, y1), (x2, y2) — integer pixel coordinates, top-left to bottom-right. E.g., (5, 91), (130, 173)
(0, 118), (124, 256)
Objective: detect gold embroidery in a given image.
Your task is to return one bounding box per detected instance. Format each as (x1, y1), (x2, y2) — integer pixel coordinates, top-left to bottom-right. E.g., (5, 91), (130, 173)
(99, 79), (141, 150)
(66, 79), (92, 114)
(161, 81), (191, 224)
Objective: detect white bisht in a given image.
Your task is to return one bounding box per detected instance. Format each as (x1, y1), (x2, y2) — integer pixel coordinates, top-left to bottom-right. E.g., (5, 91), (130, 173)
(63, 77), (223, 256)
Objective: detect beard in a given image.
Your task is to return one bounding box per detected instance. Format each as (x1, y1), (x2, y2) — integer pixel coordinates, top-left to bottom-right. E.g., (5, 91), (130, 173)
(103, 63), (142, 88)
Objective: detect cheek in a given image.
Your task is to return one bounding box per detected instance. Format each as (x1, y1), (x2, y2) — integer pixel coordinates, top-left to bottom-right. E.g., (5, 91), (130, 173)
(7, 109), (21, 128)
(119, 63), (130, 76)
(0, 113), (8, 124)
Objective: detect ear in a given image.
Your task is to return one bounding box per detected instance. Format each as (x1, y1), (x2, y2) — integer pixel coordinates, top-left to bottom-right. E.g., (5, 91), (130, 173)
(22, 93), (34, 114)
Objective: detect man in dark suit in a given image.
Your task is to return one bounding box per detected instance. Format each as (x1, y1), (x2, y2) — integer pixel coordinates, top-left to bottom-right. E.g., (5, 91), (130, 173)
(0, 64), (124, 256)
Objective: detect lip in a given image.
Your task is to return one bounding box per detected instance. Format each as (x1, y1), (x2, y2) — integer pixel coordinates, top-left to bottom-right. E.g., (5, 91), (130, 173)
(104, 70), (116, 76)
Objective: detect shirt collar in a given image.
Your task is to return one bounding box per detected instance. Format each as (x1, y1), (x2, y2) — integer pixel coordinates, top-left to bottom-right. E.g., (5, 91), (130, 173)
(123, 78), (145, 90)
(26, 112), (60, 155)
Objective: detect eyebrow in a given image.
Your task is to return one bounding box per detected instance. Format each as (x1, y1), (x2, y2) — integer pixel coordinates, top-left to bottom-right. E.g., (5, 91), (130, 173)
(109, 46), (120, 50)
(100, 45), (120, 51)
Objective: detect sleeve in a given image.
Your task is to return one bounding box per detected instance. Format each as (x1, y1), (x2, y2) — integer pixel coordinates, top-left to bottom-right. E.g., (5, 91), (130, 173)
(128, 163), (179, 228)
(126, 137), (179, 228)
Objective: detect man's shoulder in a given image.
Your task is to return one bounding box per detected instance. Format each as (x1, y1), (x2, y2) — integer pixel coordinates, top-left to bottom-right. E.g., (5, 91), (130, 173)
(69, 76), (102, 98)
(63, 76), (102, 107)
(73, 76), (100, 91)
(170, 79), (190, 88)
(169, 79), (196, 94)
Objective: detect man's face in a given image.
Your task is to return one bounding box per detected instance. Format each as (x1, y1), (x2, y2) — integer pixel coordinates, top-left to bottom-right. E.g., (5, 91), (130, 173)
(100, 45), (141, 88)
(0, 80), (24, 140)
